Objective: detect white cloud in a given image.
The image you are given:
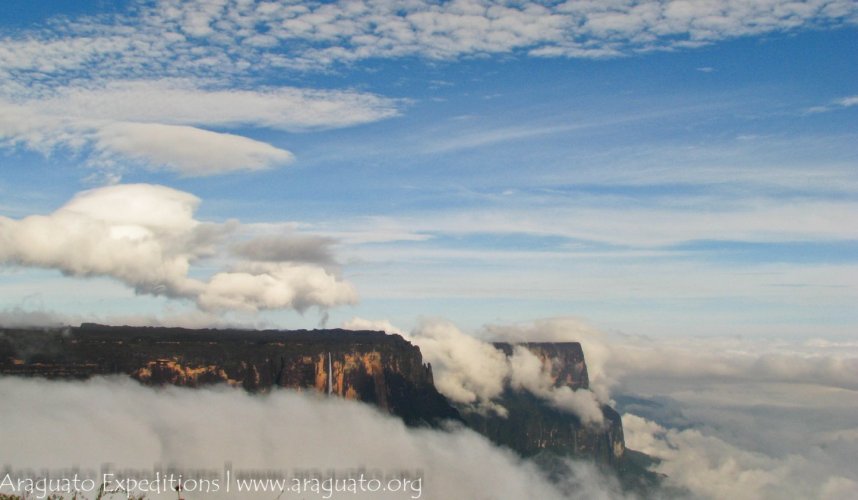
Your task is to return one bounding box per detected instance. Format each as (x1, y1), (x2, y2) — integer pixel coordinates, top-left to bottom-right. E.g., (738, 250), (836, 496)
(338, 316), (858, 499)
(508, 345), (604, 425)
(406, 319), (511, 415)
(806, 94), (858, 114)
(342, 317), (406, 336)
(0, 2), (852, 178)
(394, 200), (858, 247)
(0, 184), (357, 313)
(413, 317), (858, 499)
(481, 318), (614, 403)
(0, 377), (630, 499)
(836, 95), (858, 107)
(4, 314), (856, 499)
(623, 404), (858, 500)
(343, 317), (604, 424)
(0, 80), (399, 177)
(153, 0), (858, 65)
(199, 262), (357, 313)
(481, 317), (858, 399)
(27, 80), (401, 131)
(623, 414), (800, 500)
(607, 336), (858, 394)
(1, 0), (855, 87)
(94, 122), (294, 175)
(514, 318), (858, 499)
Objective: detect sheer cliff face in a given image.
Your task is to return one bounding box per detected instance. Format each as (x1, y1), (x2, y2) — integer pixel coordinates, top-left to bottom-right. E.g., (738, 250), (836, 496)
(495, 342), (590, 390)
(0, 324), (459, 426)
(0, 325), (625, 465)
(463, 343), (625, 465)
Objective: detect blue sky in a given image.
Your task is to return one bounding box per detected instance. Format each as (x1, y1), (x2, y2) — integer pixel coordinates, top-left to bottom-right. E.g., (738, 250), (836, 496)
(0, 0), (856, 338)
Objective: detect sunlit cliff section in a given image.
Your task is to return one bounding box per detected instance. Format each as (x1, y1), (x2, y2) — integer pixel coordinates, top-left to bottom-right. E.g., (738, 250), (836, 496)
(0, 324), (637, 473)
(0, 323), (459, 426)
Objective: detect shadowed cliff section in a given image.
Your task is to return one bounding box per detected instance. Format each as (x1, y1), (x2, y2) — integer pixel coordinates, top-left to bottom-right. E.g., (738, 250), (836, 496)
(0, 323), (460, 426)
(462, 342), (624, 465)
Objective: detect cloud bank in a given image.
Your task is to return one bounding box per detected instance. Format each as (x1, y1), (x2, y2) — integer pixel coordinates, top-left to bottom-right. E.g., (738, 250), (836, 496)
(0, 184), (357, 314)
(0, 377), (629, 499)
(484, 318), (858, 500)
(1, 315), (855, 499)
(347, 316), (858, 499)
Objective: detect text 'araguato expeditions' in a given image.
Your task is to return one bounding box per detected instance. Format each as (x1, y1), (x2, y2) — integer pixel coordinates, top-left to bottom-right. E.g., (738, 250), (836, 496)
(0, 464), (423, 499)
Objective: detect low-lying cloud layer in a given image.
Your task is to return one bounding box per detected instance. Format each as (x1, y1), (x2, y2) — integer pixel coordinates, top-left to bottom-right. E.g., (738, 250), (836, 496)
(346, 316), (858, 499)
(1, 315), (856, 498)
(0, 184), (357, 314)
(0, 377), (629, 499)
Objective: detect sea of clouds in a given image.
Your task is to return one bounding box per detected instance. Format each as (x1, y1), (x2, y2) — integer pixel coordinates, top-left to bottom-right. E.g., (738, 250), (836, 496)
(2, 316), (856, 499)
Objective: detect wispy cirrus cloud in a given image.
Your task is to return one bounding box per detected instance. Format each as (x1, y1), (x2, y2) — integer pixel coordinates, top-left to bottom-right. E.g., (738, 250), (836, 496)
(332, 198), (858, 248)
(807, 94), (858, 113)
(0, 1), (854, 177)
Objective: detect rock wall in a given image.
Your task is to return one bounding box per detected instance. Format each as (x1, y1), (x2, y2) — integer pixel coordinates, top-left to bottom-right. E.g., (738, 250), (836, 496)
(0, 324), (459, 426)
(462, 342), (625, 465)
(0, 324), (627, 465)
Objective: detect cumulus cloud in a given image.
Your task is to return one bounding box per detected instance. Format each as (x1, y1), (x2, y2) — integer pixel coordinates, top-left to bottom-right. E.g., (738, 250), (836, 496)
(199, 263), (358, 313)
(0, 80), (399, 176)
(0, 377), (630, 499)
(0, 184), (357, 314)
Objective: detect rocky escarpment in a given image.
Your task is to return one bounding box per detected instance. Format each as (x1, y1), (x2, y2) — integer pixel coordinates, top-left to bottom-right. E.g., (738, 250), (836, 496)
(0, 323), (459, 426)
(461, 342), (625, 465)
(0, 324), (634, 473)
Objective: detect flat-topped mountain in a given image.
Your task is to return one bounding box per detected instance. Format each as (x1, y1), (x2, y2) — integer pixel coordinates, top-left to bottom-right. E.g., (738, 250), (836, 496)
(0, 323), (459, 426)
(0, 323), (647, 480)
